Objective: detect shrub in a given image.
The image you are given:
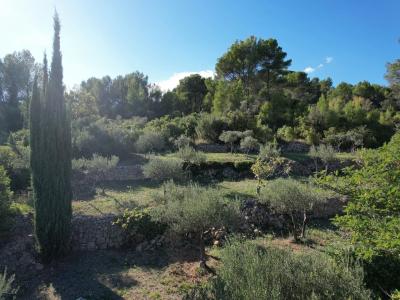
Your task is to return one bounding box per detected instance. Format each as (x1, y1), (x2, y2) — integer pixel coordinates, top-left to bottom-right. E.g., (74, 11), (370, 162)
(0, 166), (12, 230)
(219, 131), (242, 153)
(317, 132), (400, 295)
(0, 145), (30, 191)
(309, 144), (337, 172)
(240, 136), (259, 154)
(195, 114), (227, 143)
(142, 158), (187, 182)
(186, 241), (371, 300)
(176, 146), (206, 165)
(277, 125), (296, 142)
(258, 139), (281, 159)
(135, 131), (166, 154)
(174, 135), (193, 149)
(0, 268), (18, 299)
(113, 208), (166, 247)
(72, 154), (119, 194)
(259, 178), (326, 241)
(72, 117), (140, 158)
(152, 182), (240, 269)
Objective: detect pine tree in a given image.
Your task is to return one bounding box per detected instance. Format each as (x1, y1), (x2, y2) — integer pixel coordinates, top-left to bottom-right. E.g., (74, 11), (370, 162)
(33, 12), (72, 261)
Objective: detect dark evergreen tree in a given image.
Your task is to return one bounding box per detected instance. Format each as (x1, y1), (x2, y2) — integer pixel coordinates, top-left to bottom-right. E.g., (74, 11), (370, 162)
(33, 12), (72, 261)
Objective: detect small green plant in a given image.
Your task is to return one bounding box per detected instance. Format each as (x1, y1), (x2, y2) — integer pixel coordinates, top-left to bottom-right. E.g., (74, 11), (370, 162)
(259, 178), (326, 241)
(143, 158), (187, 182)
(0, 268), (19, 300)
(114, 208), (166, 246)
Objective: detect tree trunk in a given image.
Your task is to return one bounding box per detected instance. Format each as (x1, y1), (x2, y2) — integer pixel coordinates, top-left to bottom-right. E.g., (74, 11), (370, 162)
(301, 211), (307, 239)
(199, 231), (207, 269)
(290, 213), (299, 242)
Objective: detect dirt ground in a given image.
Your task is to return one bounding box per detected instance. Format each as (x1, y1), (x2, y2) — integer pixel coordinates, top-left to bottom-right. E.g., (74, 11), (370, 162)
(17, 245), (212, 300)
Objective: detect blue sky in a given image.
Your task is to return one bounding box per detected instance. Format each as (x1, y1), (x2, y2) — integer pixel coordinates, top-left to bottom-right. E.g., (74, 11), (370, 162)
(1, 0), (399, 90)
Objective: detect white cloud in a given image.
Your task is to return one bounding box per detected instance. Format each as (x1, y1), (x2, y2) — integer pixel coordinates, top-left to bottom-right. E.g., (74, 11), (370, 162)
(304, 56), (333, 74)
(156, 70), (215, 92)
(304, 67), (315, 74)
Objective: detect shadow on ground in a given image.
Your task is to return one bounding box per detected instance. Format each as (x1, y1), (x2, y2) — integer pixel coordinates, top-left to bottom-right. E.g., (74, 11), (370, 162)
(18, 243), (201, 300)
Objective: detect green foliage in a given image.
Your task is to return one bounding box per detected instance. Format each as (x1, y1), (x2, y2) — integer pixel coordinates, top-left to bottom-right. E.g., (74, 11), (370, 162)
(113, 208), (166, 246)
(174, 135), (192, 149)
(259, 178), (326, 240)
(187, 241), (371, 300)
(152, 181), (240, 239)
(195, 113), (227, 143)
(72, 117), (141, 158)
(72, 154), (119, 172)
(0, 268), (18, 300)
(276, 125), (296, 141)
(316, 132), (400, 294)
(258, 139), (281, 159)
(135, 131), (166, 154)
(176, 146), (206, 165)
(0, 166), (12, 230)
(218, 131), (242, 152)
(142, 158), (187, 182)
(32, 13), (72, 261)
(239, 136), (259, 154)
(309, 144), (337, 171)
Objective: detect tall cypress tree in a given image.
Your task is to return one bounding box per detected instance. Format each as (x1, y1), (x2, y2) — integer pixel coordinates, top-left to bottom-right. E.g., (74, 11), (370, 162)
(34, 12), (72, 261)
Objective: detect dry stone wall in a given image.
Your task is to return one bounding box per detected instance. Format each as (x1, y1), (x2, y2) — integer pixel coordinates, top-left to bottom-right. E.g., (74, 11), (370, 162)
(71, 214), (126, 251)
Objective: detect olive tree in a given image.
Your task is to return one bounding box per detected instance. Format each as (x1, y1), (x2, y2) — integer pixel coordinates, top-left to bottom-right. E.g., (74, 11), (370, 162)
(219, 131), (242, 153)
(142, 158), (187, 182)
(135, 131), (165, 155)
(152, 182), (240, 270)
(309, 144), (337, 172)
(259, 178), (325, 241)
(240, 136), (259, 155)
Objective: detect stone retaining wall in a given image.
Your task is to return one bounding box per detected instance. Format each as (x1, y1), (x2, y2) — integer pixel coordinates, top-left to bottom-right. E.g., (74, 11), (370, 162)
(71, 214), (126, 251)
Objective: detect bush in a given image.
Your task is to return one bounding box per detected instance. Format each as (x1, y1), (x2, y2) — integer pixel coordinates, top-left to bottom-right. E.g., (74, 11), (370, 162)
(135, 131), (166, 154)
(258, 139), (281, 159)
(195, 114), (227, 143)
(0, 268), (18, 299)
(309, 144), (337, 172)
(174, 135), (193, 149)
(259, 178), (326, 240)
(317, 132), (400, 295)
(113, 208), (166, 247)
(277, 125), (296, 142)
(240, 136), (259, 154)
(219, 131), (242, 153)
(186, 241), (371, 300)
(0, 166), (12, 228)
(176, 146), (206, 165)
(72, 117), (140, 158)
(152, 182), (240, 268)
(0, 145), (30, 191)
(142, 158), (187, 182)
(72, 153), (119, 172)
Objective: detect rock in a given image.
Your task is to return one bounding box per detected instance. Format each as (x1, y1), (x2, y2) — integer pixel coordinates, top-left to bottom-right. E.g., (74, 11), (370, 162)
(35, 263), (44, 271)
